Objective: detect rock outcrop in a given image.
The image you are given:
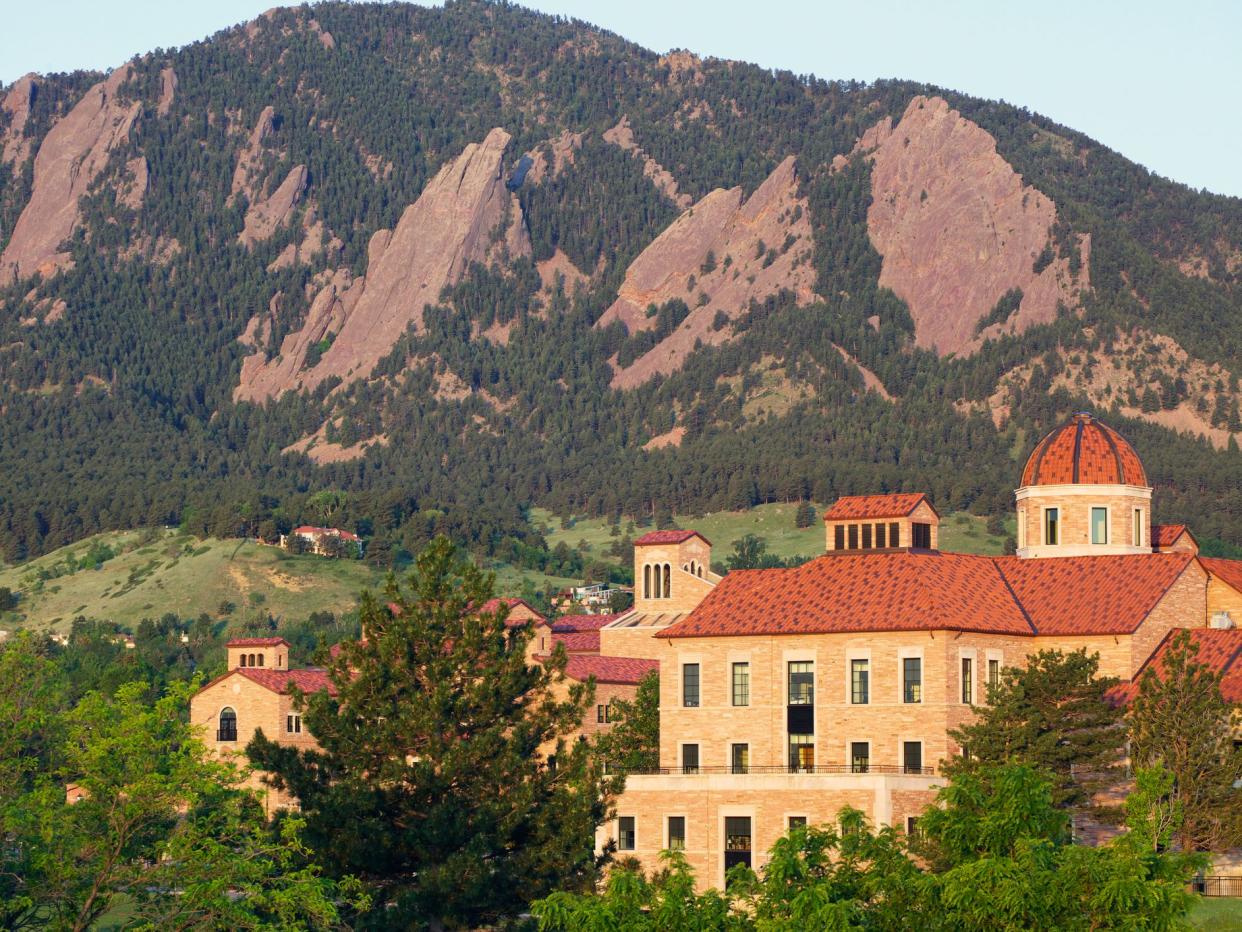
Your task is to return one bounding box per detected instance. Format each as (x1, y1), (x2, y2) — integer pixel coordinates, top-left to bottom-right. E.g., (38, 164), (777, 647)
(239, 163), (307, 245)
(118, 156), (148, 210)
(598, 155), (818, 388)
(854, 95), (1089, 356)
(236, 128), (530, 402)
(1, 66), (141, 283)
(603, 116), (692, 208)
(157, 67), (177, 116)
(1, 74), (38, 165)
(230, 105), (277, 201)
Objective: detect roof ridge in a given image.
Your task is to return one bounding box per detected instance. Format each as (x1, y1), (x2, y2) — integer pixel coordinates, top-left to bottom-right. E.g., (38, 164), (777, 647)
(990, 557), (1038, 634)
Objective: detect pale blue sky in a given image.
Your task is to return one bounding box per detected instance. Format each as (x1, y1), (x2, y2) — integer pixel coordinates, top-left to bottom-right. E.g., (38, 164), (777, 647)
(3, 1), (1239, 197)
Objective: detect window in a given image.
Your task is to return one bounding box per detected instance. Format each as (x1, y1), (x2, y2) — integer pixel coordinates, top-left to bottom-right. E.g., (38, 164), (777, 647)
(724, 816), (752, 874)
(961, 657), (973, 705)
(850, 658), (869, 704)
(1091, 507), (1108, 545)
(731, 743), (750, 774)
(663, 564), (671, 598)
(850, 741), (870, 774)
(732, 662), (750, 706)
(1018, 510), (1026, 548)
(875, 522), (887, 548)
(1134, 508), (1143, 547)
(1044, 507), (1060, 545)
(848, 524), (859, 549)
(256, 653), (264, 667)
(682, 663), (700, 707)
(903, 657), (922, 703)
(597, 704), (606, 723)
(906, 816), (920, 837)
(788, 661), (814, 705)
(988, 659), (1000, 688)
(834, 524), (845, 549)
(286, 713), (301, 734)
(643, 564), (651, 599)
(903, 741), (924, 774)
(862, 524), (873, 549)
(912, 522), (932, 549)
(889, 522), (900, 547)
(667, 816), (686, 850)
(618, 816), (636, 851)
(218, 707), (237, 742)
(788, 816), (807, 830)
(238, 654), (247, 667)
(681, 743), (699, 774)
(789, 734), (814, 772)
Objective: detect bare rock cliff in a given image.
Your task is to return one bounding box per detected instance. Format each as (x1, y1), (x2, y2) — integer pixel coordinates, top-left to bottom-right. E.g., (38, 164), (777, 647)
(1, 65), (141, 283)
(1, 74), (39, 166)
(236, 127), (529, 402)
(230, 105), (277, 202)
(855, 95), (1089, 356)
(239, 163), (308, 245)
(598, 155), (818, 388)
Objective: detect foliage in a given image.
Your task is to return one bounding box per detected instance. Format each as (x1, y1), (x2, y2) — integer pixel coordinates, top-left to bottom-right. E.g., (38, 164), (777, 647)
(947, 649), (1125, 814)
(1128, 629), (1242, 852)
(594, 670), (660, 787)
(248, 535), (609, 929)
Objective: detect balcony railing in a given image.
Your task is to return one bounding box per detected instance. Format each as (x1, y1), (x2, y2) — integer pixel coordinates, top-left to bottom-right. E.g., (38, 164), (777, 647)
(628, 763), (937, 777)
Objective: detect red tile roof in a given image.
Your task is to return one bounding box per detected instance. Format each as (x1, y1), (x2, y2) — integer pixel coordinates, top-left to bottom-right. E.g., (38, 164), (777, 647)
(823, 493), (934, 521)
(237, 668), (336, 695)
(226, 637), (290, 647)
(480, 597), (545, 626)
(634, 529), (709, 546)
(1112, 628), (1242, 704)
(552, 631), (601, 652)
(1152, 524), (1191, 548)
(1021, 413), (1147, 487)
(293, 525), (361, 541)
(996, 553), (1195, 635)
(551, 613), (624, 632)
(557, 654), (659, 685)
(1200, 557), (1242, 595)
(663, 551), (1033, 638)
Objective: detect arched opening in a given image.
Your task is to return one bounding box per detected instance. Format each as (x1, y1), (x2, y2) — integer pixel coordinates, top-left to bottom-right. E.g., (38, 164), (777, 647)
(653, 563), (662, 599)
(218, 707), (237, 742)
(239, 654), (247, 667)
(256, 653), (264, 667)
(643, 564), (651, 599)
(663, 563), (671, 598)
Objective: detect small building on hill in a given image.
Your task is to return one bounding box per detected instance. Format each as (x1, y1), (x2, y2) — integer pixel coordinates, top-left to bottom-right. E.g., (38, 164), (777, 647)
(280, 525), (363, 558)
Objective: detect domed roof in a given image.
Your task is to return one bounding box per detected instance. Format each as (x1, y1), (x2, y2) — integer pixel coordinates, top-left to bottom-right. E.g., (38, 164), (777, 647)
(1021, 413), (1147, 487)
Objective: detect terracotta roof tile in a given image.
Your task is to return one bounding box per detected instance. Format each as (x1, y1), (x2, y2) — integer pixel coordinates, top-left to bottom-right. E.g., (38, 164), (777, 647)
(557, 654), (659, 685)
(293, 525), (360, 541)
(996, 553), (1194, 635)
(237, 668), (336, 695)
(551, 613), (623, 632)
(480, 597), (545, 626)
(823, 493), (933, 521)
(1152, 524), (1190, 548)
(552, 631), (601, 652)
(1021, 413), (1147, 487)
(226, 636), (290, 647)
(634, 529), (709, 546)
(663, 551), (1033, 638)
(1112, 628), (1242, 704)
(1200, 557), (1242, 595)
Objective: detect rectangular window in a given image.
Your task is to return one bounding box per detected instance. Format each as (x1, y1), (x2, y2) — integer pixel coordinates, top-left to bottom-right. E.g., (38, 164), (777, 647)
(903, 657), (922, 703)
(1134, 509), (1143, 547)
(889, 522), (900, 547)
(788, 661), (814, 705)
(724, 816), (752, 875)
(862, 523), (873, 549)
(788, 815), (807, 830)
(789, 735), (814, 772)
(850, 741), (870, 773)
(731, 743), (750, 774)
(1044, 507), (1060, 545)
(834, 524), (845, 550)
(681, 743), (699, 774)
(912, 522), (932, 549)
(848, 524), (859, 549)
(903, 741), (924, 774)
(605, 705), (612, 723)
(597, 704), (605, 723)
(286, 713), (301, 734)
(961, 657), (973, 705)
(988, 659), (1000, 688)
(618, 816), (636, 851)
(851, 658), (870, 704)
(906, 816), (920, 837)
(682, 663), (700, 707)
(667, 816), (686, 851)
(875, 522), (887, 548)
(1091, 507), (1108, 545)
(732, 662), (750, 707)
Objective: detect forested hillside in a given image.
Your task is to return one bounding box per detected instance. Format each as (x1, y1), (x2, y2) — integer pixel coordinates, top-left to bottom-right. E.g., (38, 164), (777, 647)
(2, 0), (1241, 568)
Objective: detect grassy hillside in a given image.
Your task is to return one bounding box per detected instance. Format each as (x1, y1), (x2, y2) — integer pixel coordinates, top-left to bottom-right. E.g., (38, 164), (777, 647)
(0, 529), (380, 634)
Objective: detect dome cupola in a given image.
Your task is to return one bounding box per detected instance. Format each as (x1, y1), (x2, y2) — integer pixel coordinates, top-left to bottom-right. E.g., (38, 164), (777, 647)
(1015, 413), (1152, 558)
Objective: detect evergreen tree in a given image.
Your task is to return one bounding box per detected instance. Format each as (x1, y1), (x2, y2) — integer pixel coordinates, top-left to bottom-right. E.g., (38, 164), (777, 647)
(793, 501), (817, 529)
(946, 649), (1125, 814)
(248, 536), (609, 929)
(594, 671), (659, 786)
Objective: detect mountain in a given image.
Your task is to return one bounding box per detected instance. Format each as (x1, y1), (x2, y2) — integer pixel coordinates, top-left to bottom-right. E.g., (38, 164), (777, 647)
(2, 0), (1241, 569)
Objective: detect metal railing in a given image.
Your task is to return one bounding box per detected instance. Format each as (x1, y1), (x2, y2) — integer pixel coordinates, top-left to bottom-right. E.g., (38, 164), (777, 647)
(1195, 875), (1242, 897)
(629, 763), (937, 777)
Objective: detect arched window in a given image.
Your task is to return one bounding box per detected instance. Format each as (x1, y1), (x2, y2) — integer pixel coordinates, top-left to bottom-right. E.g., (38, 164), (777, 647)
(653, 563), (662, 599)
(257, 653), (264, 667)
(643, 564), (651, 599)
(218, 707), (237, 742)
(663, 564), (671, 598)
(249, 653), (257, 666)
(238, 654), (247, 667)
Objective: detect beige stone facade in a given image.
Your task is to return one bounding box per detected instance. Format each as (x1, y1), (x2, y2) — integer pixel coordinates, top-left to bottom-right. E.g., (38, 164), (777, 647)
(1016, 484), (1152, 557)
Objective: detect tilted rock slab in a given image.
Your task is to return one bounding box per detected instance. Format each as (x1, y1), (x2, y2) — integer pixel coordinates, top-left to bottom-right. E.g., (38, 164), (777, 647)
(598, 155), (818, 388)
(235, 127), (529, 402)
(239, 163), (307, 246)
(1, 65), (141, 283)
(1, 73), (39, 166)
(855, 95), (1090, 356)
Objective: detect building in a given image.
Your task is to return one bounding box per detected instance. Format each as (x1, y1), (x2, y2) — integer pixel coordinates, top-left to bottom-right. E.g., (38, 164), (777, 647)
(279, 525), (363, 558)
(603, 412), (1242, 888)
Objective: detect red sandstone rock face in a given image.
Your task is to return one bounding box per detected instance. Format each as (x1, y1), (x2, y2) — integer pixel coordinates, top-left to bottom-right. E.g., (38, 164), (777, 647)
(236, 128), (530, 402)
(1, 66), (142, 283)
(230, 106), (277, 202)
(239, 163), (307, 245)
(855, 95), (1089, 356)
(603, 116), (692, 209)
(157, 67), (177, 117)
(598, 155), (818, 388)
(1, 74), (39, 166)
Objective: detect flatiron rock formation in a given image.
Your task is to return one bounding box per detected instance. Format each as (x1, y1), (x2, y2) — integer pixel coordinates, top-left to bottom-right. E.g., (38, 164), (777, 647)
(236, 127), (529, 401)
(1, 66), (141, 283)
(854, 95), (1090, 356)
(239, 163), (308, 245)
(599, 155), (818, 388)
(1, 74), (39, 166)
(603, 116), (692, 209)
